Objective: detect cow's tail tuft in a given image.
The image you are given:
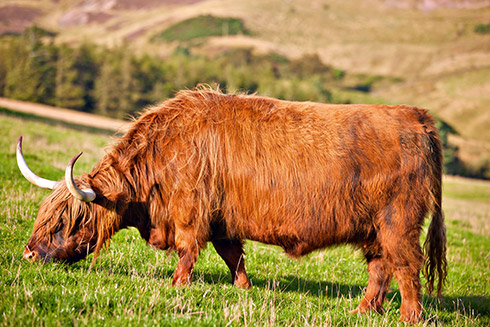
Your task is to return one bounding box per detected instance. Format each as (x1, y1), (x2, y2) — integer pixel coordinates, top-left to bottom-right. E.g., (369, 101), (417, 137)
(423, 122), (447, 297)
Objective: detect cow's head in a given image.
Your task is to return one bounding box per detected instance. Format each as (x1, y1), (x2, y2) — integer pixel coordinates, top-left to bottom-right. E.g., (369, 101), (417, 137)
(17, 137), (100, 264)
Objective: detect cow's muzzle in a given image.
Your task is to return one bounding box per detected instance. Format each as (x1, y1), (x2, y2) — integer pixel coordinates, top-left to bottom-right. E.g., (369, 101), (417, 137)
(23, 245), (50, 263)
(23, 245), (38, 262)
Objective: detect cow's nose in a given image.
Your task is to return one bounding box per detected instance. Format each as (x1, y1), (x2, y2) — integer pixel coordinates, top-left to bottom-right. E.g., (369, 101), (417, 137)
(23, 246), (38, 262)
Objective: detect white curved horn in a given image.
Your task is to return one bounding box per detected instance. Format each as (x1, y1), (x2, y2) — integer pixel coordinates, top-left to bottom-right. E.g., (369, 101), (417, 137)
(65, 152), (96, 202)
(16, 136), (58, 190)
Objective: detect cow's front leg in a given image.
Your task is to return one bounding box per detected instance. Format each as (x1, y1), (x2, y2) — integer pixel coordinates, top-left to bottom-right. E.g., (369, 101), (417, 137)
(172, 247), (199, 286)
(212, 239), (251, 289)
(172, 228), (203, 286)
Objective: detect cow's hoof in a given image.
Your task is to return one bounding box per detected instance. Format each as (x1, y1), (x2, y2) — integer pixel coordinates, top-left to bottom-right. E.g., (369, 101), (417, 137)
(349, 299), (384, 315)
(172, 275), (192, 287)
(399, 302), (422, 323)
(234, 275), (251, 289)
(399, 311), (422, 324)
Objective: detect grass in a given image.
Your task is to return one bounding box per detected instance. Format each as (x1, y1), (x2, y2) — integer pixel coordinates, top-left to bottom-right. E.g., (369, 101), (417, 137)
(1, 112), (490, 326)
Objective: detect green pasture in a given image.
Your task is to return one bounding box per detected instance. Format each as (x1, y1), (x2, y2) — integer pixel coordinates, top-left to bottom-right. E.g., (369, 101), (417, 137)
(0, 111), (489, 326)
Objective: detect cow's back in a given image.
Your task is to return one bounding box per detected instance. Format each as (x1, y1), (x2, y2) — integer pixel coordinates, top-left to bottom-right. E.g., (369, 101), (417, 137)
(187, 92), (438, 254)
(135, 90), (438, 255)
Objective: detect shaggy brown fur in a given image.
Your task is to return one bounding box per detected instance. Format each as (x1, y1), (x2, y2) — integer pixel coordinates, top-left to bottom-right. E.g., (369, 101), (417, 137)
(24, 88), (447, 323)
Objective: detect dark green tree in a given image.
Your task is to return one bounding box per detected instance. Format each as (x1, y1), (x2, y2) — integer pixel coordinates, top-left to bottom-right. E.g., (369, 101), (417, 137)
(435, 118), (462, 175)
(2, 27), (56, 103)
(72, 43), (100, 112)
(94, 46), (141, 118)
(55, 45), (85, 109)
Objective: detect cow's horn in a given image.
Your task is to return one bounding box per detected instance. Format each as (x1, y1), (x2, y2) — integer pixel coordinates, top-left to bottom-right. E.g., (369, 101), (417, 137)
(65, 152), (96, 202)
(16, 136), (58, 190)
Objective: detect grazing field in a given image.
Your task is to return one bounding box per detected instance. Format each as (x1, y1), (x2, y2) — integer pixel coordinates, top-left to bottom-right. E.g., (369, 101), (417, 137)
(0, 111), (489, 326)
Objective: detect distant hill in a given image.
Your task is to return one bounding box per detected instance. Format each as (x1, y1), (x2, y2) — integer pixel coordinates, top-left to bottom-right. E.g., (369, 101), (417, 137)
(384, 0), (490, 10)
(1, 0), (490, 167)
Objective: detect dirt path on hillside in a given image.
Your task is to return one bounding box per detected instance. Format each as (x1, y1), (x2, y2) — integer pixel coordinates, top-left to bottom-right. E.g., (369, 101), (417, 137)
(0, 97), (130, 133)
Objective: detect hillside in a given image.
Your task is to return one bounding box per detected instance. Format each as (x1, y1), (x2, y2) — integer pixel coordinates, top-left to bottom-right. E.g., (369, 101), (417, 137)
(1, 0), (490, 166)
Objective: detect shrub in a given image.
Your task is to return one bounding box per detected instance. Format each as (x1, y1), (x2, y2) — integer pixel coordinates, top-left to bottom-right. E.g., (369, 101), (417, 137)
(154, 15), (249, 42)
(474, 23), (490, 34)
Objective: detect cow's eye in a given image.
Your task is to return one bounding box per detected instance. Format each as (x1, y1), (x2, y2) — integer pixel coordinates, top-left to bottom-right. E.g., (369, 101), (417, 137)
(54, 221), (64, 234)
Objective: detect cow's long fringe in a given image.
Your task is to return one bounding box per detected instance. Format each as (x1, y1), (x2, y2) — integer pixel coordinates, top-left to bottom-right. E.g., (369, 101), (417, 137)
(33, 181), (94, 246)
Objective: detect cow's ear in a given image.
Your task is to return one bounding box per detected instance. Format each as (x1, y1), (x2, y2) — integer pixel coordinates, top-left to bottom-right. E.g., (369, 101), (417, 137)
(93, 190), (128, 215)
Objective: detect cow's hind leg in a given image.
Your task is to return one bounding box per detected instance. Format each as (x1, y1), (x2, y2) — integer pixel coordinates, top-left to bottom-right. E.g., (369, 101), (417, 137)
(212, 239), (251, 289)
(386, 238), (424, 323)
(350, 247), (392, 315)
(378, 204), (425, 323)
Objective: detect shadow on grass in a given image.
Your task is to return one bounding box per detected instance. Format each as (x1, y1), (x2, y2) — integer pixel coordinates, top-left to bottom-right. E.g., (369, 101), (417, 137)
(423, 294), (490, 321)
(250, 273), (365, 299)
(0, 107), (123, 136)
(87, 261), (490, 321)
(373, 289), (490, 322)
(91, 260), (366, 298)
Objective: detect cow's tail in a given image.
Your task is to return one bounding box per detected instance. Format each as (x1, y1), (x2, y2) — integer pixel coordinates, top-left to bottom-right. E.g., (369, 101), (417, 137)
(422, 118), (447, 297)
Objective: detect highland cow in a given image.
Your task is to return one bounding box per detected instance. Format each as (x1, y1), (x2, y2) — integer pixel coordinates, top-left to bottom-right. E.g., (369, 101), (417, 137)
(17, 89), (447, 323)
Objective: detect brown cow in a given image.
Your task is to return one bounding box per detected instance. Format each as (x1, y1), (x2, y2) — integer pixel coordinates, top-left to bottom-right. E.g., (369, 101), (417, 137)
(17, 89), (447, 323)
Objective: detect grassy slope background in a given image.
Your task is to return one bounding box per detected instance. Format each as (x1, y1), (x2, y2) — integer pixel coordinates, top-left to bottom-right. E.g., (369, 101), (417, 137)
(0, 111), (489, 326)
(2, 0), (490, 163)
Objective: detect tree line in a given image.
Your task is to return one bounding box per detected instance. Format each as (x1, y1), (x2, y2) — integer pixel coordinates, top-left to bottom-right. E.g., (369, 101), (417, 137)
(0, 26), (337, 119)
(1, 26), (486, 179)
